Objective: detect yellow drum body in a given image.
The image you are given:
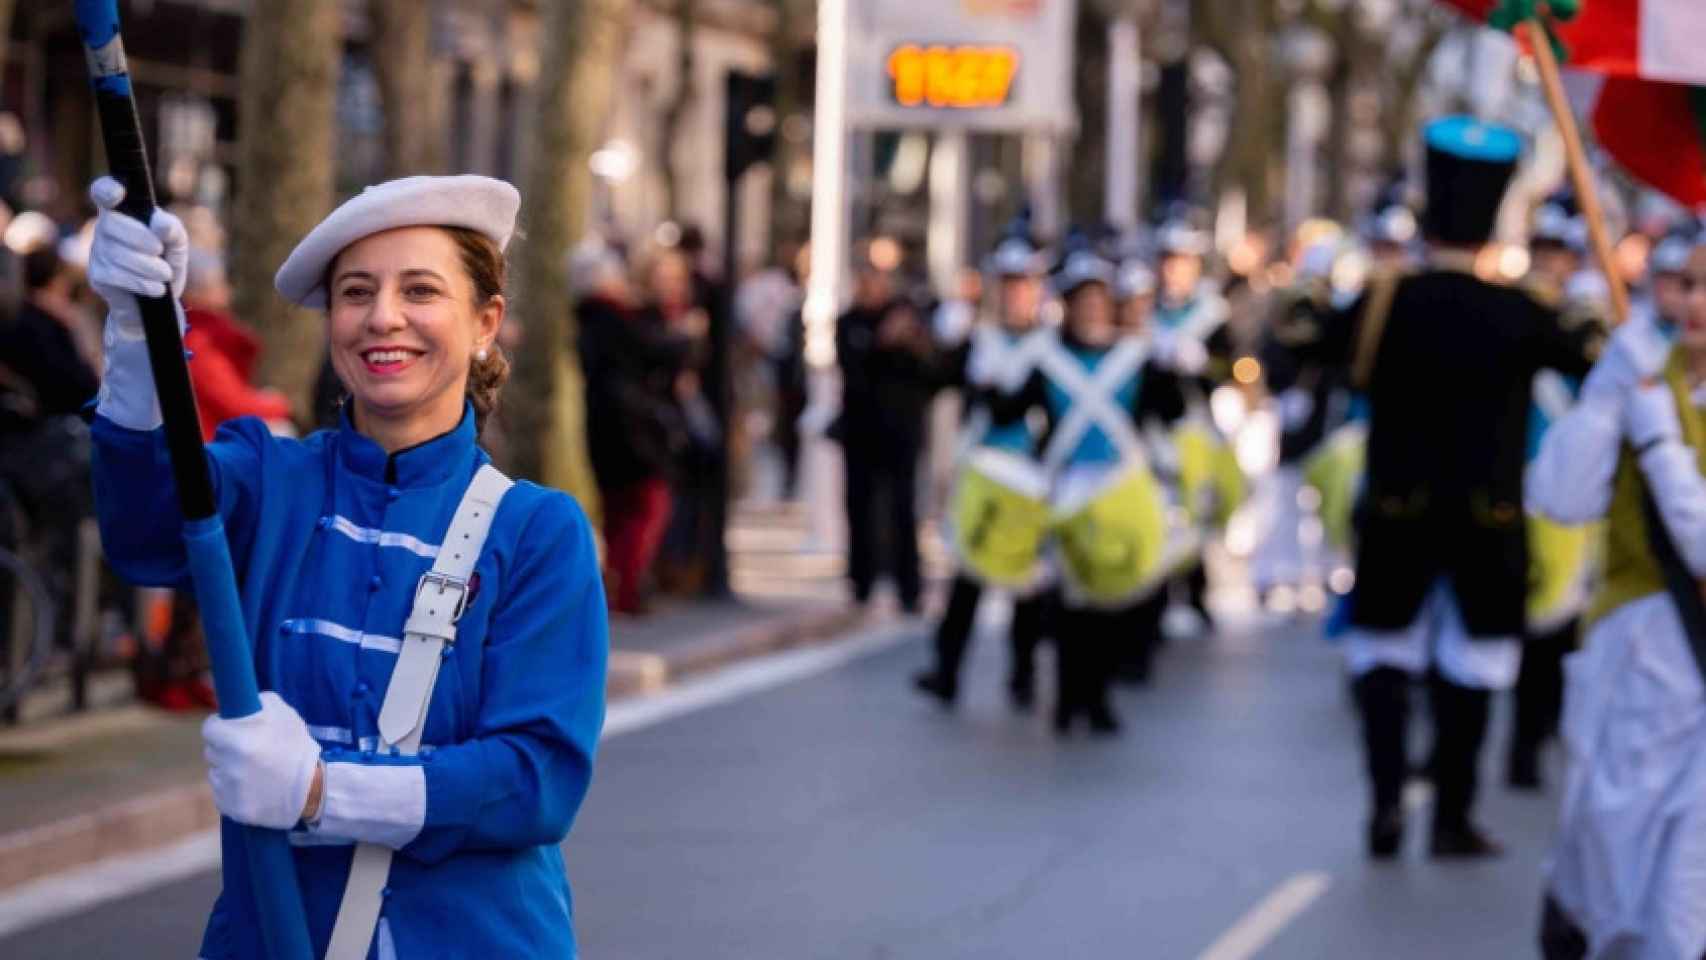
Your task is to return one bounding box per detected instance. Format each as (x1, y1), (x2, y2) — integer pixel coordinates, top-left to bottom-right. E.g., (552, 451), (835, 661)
(1527, 513), (1599, 633)
(948, 448), (1052, 588)
(1302, 423), (1366, 552)
(1175, 422), (1247, 529)
(1050, 465), (1179, 608)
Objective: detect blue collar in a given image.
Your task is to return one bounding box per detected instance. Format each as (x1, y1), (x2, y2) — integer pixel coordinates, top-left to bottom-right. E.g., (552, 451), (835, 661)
(336, 400), (479, 488)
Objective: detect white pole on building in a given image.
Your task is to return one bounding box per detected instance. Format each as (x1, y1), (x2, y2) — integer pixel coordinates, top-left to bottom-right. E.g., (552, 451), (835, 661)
(799, 0), (850, 549)
(804, 0), (849, 369)
(927, 129), (970, 298)
(1105, 15), (1141, 230)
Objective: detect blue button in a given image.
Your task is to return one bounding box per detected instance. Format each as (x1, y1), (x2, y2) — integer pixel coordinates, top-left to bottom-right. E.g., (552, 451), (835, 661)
(387, 487), (401, 501)
(317, 516), (332, 530)
(381, 886), (393, 898)
(368, 575), (382, 591)
(355, 681), (370, 696)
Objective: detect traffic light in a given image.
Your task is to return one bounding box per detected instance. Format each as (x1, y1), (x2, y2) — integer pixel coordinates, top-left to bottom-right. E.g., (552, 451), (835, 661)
(725, 70), (777, 182)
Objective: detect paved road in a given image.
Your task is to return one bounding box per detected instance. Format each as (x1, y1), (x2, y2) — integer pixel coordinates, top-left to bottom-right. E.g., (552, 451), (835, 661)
(2, 609), (1565, 959)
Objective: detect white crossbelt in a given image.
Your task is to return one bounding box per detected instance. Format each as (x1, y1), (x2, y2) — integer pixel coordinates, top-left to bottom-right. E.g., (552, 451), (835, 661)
(1037, 335), (1150, 474)
(324, 464), (513, 960)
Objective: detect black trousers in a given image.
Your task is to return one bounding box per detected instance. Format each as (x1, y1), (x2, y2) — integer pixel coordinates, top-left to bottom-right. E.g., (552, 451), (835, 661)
(1056, 606), (1119, 719)
(843, 443), (922, 609)
(931, 574), (1047, 687)
(1354, 667), (1491, 830)
(1116, 589), (1168, 683)
(1511, 617), (1576, 767)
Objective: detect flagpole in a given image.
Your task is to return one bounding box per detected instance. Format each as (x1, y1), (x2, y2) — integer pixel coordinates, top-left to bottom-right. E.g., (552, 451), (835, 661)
(1523, 18), (1630, 325)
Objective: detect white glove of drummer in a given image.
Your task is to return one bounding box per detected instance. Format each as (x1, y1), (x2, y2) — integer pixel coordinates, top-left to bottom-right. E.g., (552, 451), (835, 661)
(1152, 333), (1209, 376)
(1582, 320), (1670, 407)
(202, 692), (322, 831)
(87, 176), (188, 431)
(1624, 380), (1682, 453)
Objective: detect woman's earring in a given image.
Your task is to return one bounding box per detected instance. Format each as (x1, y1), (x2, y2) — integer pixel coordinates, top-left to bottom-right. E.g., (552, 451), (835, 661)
(476, 347), (489, 361)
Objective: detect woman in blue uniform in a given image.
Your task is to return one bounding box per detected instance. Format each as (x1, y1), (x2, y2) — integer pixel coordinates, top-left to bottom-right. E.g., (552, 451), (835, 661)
(85, 174), (608, 959)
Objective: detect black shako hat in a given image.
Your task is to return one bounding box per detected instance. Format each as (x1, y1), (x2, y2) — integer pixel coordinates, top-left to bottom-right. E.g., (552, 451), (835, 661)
(1422, 115), (1522, 248)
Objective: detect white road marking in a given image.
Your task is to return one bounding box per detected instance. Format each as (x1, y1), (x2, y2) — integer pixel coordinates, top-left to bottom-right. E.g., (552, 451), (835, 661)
(603, 621), (916, 739)
(0, 622), (919, 940)
(0, 828), (221, 940)
(1196, 871), (1332, 960)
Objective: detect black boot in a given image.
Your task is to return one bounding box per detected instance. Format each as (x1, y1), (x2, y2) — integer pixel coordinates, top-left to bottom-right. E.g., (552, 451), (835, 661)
(1430, 821), (1505, 859)
(1368, 806), (1405, 860)
(916, 576), (980, 709)
(1355, 668), (1411, 860)
(912, 671), (957, 708)
(1506, 743), (1543, 791)
(1007, 669), (1035, 712)
(1087, 700), (1121, 736)
(1429, 673), (1499, 857)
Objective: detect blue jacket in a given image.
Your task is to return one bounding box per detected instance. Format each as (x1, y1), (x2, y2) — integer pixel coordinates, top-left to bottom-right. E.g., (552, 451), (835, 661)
(91, 404), (608, 959)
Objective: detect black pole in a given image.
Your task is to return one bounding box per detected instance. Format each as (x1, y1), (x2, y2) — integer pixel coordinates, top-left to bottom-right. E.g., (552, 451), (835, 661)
(706, 174), (739, 599)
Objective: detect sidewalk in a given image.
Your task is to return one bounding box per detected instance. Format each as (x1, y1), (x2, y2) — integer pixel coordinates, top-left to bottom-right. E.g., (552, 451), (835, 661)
(0, 501), (879, 893)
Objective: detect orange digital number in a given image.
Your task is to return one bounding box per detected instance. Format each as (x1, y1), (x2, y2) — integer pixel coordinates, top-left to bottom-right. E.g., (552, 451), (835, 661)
(886, 45), (1019, 109)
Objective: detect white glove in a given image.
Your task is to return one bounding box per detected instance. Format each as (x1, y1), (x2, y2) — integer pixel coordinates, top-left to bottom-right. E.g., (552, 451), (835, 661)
(1624, 380), (1682, 452)
(1582, 321), (1670, 404)
(202, 691), (322, 831)
(88, 176), (188, 431)
(1153, 334), (1208, 376)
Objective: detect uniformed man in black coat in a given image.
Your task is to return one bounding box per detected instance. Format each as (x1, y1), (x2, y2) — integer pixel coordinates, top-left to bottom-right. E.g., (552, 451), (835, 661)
(1298, 117), (1602, 859)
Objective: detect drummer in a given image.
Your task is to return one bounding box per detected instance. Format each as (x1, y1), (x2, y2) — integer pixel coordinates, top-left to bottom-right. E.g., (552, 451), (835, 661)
(85, 174), (608, 957)
(991, 235), (1188, 734)
(914, 230), (1053, 710)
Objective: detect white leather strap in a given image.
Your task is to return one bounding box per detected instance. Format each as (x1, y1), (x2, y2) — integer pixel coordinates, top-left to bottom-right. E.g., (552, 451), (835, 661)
(324, 464), (513, 960)
(1037, 336), (1149, 473)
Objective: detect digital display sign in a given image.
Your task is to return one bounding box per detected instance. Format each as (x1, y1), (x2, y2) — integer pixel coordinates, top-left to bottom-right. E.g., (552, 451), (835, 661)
(885, 44), (1020, 110)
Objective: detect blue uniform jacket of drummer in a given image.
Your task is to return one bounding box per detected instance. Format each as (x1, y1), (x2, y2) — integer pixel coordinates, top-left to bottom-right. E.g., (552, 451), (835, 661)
(1043, 344), (1141, 466)
(90, 403), (608, 960)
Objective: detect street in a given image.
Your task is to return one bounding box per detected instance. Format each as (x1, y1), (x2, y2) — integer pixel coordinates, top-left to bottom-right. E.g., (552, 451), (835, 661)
(3, 605), (1564, 959)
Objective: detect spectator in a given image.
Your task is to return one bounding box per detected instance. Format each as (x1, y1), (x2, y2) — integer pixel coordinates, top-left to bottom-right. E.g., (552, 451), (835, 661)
(645, 247), (722, 595)
(733, 249), (803, 499)
(834, 267), (940, 612)
(577, 243), (691, 615)
(183, 250), (293, 439)
(0, 241), (99, 675)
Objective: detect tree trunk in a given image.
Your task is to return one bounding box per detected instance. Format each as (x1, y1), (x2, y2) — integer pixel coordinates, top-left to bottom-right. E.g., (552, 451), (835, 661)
(507, 0), (632, 511)
(231, 0), (339, 419)
(767, 0), (806, 254)
(659, 0), (697, 221)
(1067, 3), (1110, 227)
(0, 0), (17, 93)
(368, 0), (449, 179)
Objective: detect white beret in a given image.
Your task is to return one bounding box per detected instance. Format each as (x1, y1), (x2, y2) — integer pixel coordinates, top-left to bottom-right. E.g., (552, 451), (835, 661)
(274, 175), (521, 308)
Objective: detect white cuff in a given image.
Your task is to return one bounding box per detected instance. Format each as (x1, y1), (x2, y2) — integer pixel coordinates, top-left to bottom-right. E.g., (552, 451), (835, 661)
(95, 315), (163, 430)
(311, 761), (426, 850)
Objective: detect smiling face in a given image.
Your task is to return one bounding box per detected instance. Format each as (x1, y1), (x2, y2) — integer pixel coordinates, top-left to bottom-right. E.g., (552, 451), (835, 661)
(327, 226), (503, 450)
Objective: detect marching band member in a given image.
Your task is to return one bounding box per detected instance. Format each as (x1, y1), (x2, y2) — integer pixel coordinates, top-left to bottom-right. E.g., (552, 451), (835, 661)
(991, 238), (1188, 734)
(1151, 219), (1237, 631)
(86, 174), (608, 958)
(916, 232), (1053, 710)
(1531, 238), (1706, 960)
(1296, 117), (1600, 859)
(1508, 219), (1617, 791)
